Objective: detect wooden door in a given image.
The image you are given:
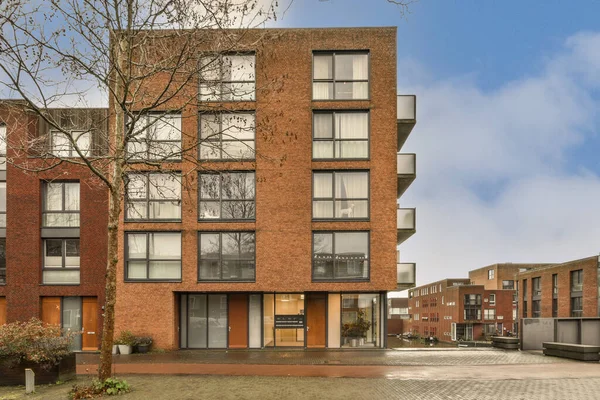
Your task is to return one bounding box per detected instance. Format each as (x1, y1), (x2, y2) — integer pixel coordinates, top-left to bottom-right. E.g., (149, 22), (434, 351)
(306, 293), (327, 348)
(228, 294), (248, 348)
(82, 297), (98, 351)
(41, 297), (61, 326)
(0, 297), (6, 325)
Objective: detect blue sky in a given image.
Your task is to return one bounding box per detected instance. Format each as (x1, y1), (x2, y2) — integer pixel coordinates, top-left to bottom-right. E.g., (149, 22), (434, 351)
(277, 1), (600, 289)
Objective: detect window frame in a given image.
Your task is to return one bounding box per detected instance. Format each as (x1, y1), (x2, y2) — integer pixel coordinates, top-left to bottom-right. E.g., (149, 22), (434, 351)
(312, 51), (371, 101)
(0, 124), (6, 171)
(42, 181), (80, 228)
(124, 172), (182, 222)
(312, 170), (370, 221)
(126, 113), (183, 162)
(197, 231), (256, 282)
(312, 110), (370, 160)
(484, 308), (496, 320)
(124, 231), (182, 282)
(532, 277), (542, 297)
(488, 269), (494, 280)
(570, 269), (583, 292)
(49, 130), (92, 158)
(311, 231), (370, 282)
(488, 293), (496, 306)
(571, 296), (583, 318)
(198, 171), (256, 221)
(198, 112), (256, 161)
(42, 238), (81, 285)
(0, 238), (5, 285)
(199, 52), (256, 102)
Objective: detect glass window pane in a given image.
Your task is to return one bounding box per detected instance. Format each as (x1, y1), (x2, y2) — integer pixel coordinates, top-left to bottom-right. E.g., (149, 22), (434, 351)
(0, 125), (6, 154)
(313, 141), (333, 159)
(62, 297), (82, 350)
(221, 200), (255, 219)
(149, 233), (181, 260)
(127, 261), (147, 279)
(335, 232), (368, 258)
(223, 55), (255, 81)
(313, 173), (332, 198)
(336, 141), (368, 158)
(221, 140), (254, 159)
(199, 174), (221, 200)
(128, 234), (147, 259)
(126, 202), (147, 220)
(313, 54), (333, 80)
(224, 83), (255, 101)
(43, 270), (80, 285)
(335, 200), (368, 219)
(336, 113), (368, 139)
(335, 54), (368, 80)
(200, 114), (220, 140)
(208, 294), (228, 348)
(221, 233), (241, 257)
(200, 233), (220, 258)
(51, 132), (71, 157)
(0, 182), (6, 213)
(64, 183), (80, 211)
(336, 81), (368, 100)
(222, 172), (254, 200)
(200, 56), (221, 81)
(249, 294), (262, 348)
(149, 174), (180, 200)
(147, 141), (181, 160)
(314, 114), (333, 138)
(45, 183), (63, 211)
(127, 141), (146, 159)
(199, 201), (221, 219)
(127, 174), (147, 200)
(188, 294), (208, 348)
(149, 261), (181, 279)
(313, 200), (333, 218)
(65, 239), (80, 267)
(335, 172), (368, 199)
(313, 82), (333, 100)
(199, 144), (221, 159)
(74, 132), (91, 156)
(151, 115), (181, 141)
(222, 114), (255, 140)
(149, 201), (181, 219)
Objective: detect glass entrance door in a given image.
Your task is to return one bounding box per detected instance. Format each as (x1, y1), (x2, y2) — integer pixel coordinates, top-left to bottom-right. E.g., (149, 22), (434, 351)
(274, 294), (305, 347)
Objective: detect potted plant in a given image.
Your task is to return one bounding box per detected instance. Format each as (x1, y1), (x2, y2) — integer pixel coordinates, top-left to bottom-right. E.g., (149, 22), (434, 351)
(348, 310), (371, 347)
(134, 336), (153, 354)
(115, 330), (135, 355)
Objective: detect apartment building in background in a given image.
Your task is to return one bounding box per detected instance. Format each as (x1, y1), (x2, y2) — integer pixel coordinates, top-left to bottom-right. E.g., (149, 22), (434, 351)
(387, 297), (410, 335)
(0, 27), (418, 350)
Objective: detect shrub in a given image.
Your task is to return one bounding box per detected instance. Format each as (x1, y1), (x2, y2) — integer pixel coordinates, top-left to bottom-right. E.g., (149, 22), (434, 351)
(69, 378), (130, 399)
(134, 336), (153, 346)
(0, 318), (79, 369)
(115, 330), (136, 346)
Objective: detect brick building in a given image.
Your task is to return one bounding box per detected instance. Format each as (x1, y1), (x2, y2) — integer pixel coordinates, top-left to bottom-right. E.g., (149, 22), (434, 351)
(516, 256), (599, 319)
(387, 297), (410, 335)
(1, 27), (418, 350)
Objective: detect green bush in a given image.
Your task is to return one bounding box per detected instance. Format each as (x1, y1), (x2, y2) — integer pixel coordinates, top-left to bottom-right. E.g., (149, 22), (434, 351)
(115, 330), (136, 346)
(69, 378), (130, 399)
(0, 318), (79, 369)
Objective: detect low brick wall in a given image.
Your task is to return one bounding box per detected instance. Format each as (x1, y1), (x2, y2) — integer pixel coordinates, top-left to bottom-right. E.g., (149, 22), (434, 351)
(0, 353), (76, 386)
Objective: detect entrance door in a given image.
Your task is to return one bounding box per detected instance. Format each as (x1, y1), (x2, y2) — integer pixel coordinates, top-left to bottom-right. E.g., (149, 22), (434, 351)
(0, 297), (6, 325)
(82, 297), (98, 351)
(228, 294), (248, 348)
(306, 293), (327, 348)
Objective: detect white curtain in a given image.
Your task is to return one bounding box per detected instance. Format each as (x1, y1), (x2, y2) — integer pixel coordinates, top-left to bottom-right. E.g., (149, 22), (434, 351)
(335, 113), (368, 139)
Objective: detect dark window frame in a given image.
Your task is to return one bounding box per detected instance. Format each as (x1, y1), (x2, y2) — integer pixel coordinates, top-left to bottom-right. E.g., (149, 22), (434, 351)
(199, 52), (256, 102)
(312, 231), (370, 282)
(125, 112), (183, 162)
(197, 231), (256, 282)
(312, 110), (370, 160)
(198, 112), (256, 161)
(312, 170), (370, 221)
(124, 172), (182, 222)
(124, 231), (182, 282)
(42, 238), (81, 285)
(312, 51), (371, 101)
(198, 171), (256, 221)
(42, 181), (80, 227)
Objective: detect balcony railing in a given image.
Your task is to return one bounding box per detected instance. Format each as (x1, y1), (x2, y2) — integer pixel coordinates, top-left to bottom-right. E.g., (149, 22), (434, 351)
(397, 95), (416, 151)
(397, 262), (416, 290)
(397, 153), (416, 198)
(397, 207), (416, 245)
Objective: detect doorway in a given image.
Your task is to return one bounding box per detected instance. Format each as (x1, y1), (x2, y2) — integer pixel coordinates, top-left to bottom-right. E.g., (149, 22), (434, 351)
(306, 293), (327, 348)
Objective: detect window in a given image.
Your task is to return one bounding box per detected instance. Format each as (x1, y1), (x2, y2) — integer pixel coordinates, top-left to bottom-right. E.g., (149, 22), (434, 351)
(571, 296), (583, 318)
(463, 294), (481, 320)
(42, 182), (80, 227)
(552, 274), (558, 296)
(125, 173), (181, 221)
(313, 52), (369, 100)
(49, 130), (91, 157)
(571, 270), (583, 292)
(488, 269), (494, 280)
(199, 172), (255, 220)
(552, 298), (558, 317)
(502, 280), (514, 290)
(312, 232), (369, 280)
(199, 113), (255, 160)
(312, 112), (368, 159)
(198, 232), (255, 281)
(313, 171), (369, 219)
(484, 309), (496, 320)
(532, 300), (541, 318)
(200, 54), (255, 101)
(125, 232), (181, 281)
(522, 279), (528, 298)
(0, 239), (5, 284)
(523, 301), (528, 318)
(0, 124), (6, 170)
(0, 182), (5, 228)
(127, 114), (182, 161)
(42, 239), (80, 284)
(489, 294), (496, 306)
(532, 277), (541, 297)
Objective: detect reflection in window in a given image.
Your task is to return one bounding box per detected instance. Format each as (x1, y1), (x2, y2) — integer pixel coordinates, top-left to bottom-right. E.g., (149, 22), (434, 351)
(50, 130), (91, 158)
(126, 232), (181, 281)
(198, 232), (255, 281)
(312, 232), (369, 280)
(43, 239), (80, 284)
(199, 172), (255, 220)
(341, 294), (380, 348)
(313, 112), (368, 159)
(199, 113), (255, 160)
(125, 173), (181, 220)
(313, 171), (368, 219)
(200, 54), (256, 101)
(313, 52), (369, 100)
(127, 114), (182, 161)
(43, 182), (80, 227)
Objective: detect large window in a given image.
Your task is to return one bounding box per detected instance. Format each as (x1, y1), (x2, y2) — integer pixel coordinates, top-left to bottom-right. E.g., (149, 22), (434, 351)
(199, 113), (255, 160)
(0, 239), (5, 284)
(571, 296), (583, 318)
(50, 130), (91, 157)
(313, 52), (369, 100)
(313, 112), (368, 159)
(43, 182), (80, 227)
(463, 294), (481, 320)
(341, 294), (380, 348)
(312, 232), (369, 280)
(200, 54), (255, 101)
(502, 280), (514, 290)
(125, 232), (181, 281)
(127, 114), (182, 161)
(313, 171), (369, 219)
(42, 239), (80, 284)
(125, 173), (181, 221)
(198, 232), (255, 281)
(199, 172), (255, 220)
(571, 270), (583, 292)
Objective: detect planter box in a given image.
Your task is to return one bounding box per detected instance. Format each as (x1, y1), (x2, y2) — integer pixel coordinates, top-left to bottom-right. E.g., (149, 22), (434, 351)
(0, 353), (76, 386)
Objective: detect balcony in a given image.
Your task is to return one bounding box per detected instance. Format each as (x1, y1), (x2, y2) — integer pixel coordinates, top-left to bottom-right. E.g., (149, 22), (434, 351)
(397, 153), (416, 198)
(397, 95), (416, 151)
(397, 262), (416, 290)
(397, 207), (416, 245)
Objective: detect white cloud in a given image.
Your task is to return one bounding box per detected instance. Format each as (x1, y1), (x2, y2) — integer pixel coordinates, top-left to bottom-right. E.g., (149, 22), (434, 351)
(398, 32), (600, 287)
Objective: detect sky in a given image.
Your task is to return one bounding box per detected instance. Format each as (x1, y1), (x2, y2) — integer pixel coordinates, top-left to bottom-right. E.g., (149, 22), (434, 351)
(273, 0), (600, 291)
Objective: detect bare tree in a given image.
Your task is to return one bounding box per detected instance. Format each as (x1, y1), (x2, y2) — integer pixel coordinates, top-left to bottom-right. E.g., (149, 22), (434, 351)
(0, 0), (280, 382)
